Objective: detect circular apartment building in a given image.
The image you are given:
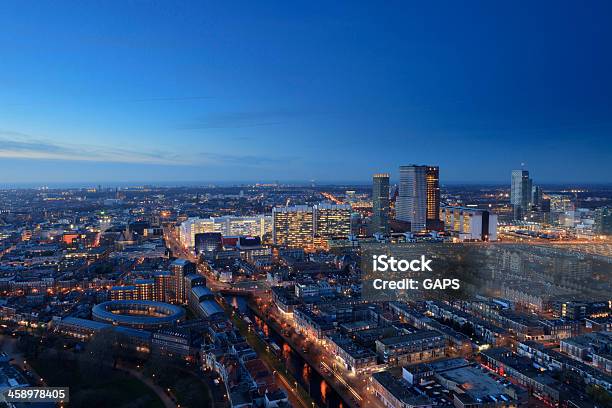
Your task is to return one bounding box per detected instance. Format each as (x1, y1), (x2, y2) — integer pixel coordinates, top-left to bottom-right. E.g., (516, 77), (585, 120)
(92, 300), (186, 329)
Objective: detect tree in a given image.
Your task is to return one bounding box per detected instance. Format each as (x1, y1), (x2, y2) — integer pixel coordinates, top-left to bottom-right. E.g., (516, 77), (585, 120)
(51, 337), (70, 367)
(81, 328), (117, 377)
(143, 353), (175, 385)
(17, 334), (39, 359)
(173, 377), (202, 408)
(586, 384), (612, 406)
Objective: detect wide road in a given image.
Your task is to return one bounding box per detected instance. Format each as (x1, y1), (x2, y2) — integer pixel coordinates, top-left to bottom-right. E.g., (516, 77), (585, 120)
(163, 225), (197, 263)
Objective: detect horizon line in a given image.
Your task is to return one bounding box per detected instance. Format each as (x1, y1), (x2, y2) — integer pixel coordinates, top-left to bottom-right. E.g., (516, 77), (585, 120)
(1, 180), (611, 190)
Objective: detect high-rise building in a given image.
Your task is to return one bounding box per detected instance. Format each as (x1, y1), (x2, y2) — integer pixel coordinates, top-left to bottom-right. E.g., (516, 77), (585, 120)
(272, 203), (351, 248)
(531, 185), (543, 209)
(313, 203), (351, 239)
(425, 166), (440, 220)
(594, 207), (612, 235)
(152, 271), (173, 302)
(396, 165), (428, 232)
(170, 259), (196, 304)
(273, 205), (314, 248)
(511, 169), (532, 220)
(425, 166), (441, 230)
(371, 173), (390, 236)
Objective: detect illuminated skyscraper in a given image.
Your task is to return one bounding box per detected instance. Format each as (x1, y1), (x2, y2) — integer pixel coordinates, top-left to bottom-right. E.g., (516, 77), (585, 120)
(511, 169), (532, 219)
(273, 205), (314, 248)
(371, 173), (390, 236)
(396, 165), (433, 232)
(425, 166), (441, 230)
(313, 203), (351, 239)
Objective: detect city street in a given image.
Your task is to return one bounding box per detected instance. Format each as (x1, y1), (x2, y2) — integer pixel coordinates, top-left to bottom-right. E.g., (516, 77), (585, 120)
(250, 297), (385, 408)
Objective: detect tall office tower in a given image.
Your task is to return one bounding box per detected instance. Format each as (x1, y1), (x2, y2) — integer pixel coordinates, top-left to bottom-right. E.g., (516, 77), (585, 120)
(371, 173), (390, 236)
(169, 258), (196, 304)
(273, 205), (314, 248)
(425, 166), (441, 230)
(396, 165), (428, 232)
(531, 185), (543, 209)
(511, 169), (532, 220)
(313, 203), (351, 239)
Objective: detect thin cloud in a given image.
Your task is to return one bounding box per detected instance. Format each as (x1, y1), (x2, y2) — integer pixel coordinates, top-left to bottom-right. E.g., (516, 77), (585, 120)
(0, 130), (287, 168)
(0, 132), (179, 165)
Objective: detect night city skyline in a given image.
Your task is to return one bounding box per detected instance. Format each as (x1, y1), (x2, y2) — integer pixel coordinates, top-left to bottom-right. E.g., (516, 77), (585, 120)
(1, 1), (612, 185)
(0, 3), (611, 407)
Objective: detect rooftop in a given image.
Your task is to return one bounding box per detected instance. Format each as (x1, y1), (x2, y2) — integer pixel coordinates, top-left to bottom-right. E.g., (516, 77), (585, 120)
(437, 364), (514, 400)
(379, 330), (444, 346)
(372, 371), (432, 406)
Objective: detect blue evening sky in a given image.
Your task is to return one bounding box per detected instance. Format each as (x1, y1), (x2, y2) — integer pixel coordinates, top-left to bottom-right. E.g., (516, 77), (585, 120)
(0, 1), (610, 185)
